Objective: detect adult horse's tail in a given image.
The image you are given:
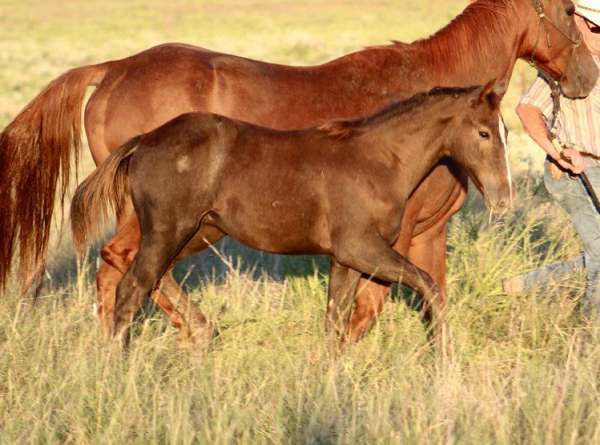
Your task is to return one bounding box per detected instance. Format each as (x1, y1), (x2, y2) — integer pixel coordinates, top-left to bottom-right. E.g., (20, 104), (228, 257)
(0, 63), (109, 291)
(70, 137), (139, 253)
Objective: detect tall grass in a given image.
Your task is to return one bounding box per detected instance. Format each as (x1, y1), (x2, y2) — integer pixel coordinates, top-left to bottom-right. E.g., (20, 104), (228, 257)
(1, 180), (599, 443)
(1, 1), (599, 443)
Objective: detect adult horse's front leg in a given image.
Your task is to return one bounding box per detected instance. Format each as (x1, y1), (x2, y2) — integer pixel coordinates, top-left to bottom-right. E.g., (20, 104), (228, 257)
(97, 213), (212, 343)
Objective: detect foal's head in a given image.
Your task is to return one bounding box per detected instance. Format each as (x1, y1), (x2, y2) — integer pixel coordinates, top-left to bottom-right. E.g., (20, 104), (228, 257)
(446, 81), (512, 212)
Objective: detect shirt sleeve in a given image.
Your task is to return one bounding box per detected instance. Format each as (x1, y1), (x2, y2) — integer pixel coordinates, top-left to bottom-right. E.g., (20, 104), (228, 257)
(519, 75), (554, 121)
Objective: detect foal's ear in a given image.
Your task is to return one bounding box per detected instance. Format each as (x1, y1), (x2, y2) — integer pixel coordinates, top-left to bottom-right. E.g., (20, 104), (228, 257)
(473, 79), (506, 109)
(487, 80), (507, 109)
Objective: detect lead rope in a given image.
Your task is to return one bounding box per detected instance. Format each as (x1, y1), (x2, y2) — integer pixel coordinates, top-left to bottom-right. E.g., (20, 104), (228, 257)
(540, 73), (600, 213)
(526, 0), (600, 211)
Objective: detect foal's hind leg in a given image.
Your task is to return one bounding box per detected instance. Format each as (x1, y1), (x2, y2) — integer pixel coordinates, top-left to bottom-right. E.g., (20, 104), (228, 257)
(113, 221), (204, 344)
(98, 213), (211, 342)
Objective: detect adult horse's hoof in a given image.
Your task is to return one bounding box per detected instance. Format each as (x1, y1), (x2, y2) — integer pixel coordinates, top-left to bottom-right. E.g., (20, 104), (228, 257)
(177, 321), (218, 350)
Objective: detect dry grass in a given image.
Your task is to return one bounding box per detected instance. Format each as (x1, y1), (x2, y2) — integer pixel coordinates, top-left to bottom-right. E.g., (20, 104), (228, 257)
(1, 1), (599, 443)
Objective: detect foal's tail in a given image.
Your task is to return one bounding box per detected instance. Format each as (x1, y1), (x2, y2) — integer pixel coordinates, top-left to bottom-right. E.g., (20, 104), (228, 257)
(70, 137), (140, 253)
(0, 62), (109, 291)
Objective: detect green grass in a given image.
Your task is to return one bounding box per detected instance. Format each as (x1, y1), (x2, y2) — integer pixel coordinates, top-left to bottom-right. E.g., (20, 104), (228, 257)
(1, 1), (599, 443)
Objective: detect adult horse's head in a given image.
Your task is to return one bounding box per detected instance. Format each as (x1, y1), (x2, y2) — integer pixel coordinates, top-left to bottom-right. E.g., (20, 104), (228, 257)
(446, 82), (512, 212)
(524, 0), (598, 97)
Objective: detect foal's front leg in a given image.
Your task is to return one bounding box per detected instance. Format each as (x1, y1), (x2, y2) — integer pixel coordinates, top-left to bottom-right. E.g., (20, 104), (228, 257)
(345, 227), (413, 343)
(333, 232), (444, 346)
(325, 260), (362, 346)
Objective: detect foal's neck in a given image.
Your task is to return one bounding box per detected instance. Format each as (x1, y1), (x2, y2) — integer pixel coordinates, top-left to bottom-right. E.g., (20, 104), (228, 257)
(358, 96), (464, 193)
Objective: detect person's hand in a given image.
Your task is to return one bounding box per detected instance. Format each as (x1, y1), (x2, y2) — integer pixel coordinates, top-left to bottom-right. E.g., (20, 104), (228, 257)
(557, 148), (585, 174)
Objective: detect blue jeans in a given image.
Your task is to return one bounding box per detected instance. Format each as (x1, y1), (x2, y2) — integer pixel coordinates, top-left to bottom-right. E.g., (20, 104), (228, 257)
(516, 159), (600, 317)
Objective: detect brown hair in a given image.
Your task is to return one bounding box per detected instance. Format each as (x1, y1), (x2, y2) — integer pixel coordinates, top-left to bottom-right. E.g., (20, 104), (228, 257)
(0, 64), (106, 290)
(70, 137), (139, 253)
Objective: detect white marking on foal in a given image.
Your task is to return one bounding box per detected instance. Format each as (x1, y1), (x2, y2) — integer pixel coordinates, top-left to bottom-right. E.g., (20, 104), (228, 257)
(176, 155), (191, 173)
(499, 117), (513, 206)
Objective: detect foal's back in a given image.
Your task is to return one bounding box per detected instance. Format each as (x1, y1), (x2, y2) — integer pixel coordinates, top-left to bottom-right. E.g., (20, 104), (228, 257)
(132, 111), (388, 188)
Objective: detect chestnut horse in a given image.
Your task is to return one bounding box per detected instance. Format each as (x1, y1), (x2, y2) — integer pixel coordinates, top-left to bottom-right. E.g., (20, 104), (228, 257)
(70, 85), (511, 345)
(0, 0), (597, 342)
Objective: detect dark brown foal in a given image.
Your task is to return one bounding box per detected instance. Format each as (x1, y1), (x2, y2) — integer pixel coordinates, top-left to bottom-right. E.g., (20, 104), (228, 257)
(71, 84), (511, 345)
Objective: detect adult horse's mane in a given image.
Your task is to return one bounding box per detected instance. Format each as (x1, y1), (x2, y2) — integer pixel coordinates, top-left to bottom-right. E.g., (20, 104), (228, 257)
(317, 85), (479, 138)
(369, 0), (516, 75)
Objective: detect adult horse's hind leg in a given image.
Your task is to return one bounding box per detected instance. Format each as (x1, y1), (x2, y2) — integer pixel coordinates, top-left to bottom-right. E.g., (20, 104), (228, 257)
(96, 215), (140, 337)
(326, 260), (362, 345)
(156, 274), (215, 344)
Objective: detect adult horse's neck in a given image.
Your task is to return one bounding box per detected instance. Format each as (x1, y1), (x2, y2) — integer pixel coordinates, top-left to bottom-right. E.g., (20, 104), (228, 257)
(309, 1), (530, 123)
(409, 0), (524, 87)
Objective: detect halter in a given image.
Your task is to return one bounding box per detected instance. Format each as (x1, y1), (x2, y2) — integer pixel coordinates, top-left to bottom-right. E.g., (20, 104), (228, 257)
(528, 0), (582, 130)
(531, 0), (582, 52)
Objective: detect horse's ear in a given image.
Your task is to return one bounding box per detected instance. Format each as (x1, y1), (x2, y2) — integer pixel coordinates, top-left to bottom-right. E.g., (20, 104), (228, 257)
(477, 79), (497, 103)
(487, 80), (507, 109)
(492, 80), (507, 97)
(473, 79), (505, 109)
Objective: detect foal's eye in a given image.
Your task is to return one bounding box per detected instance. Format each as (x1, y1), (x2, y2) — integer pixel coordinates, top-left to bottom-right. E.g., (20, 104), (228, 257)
(479, 130), (490, 139)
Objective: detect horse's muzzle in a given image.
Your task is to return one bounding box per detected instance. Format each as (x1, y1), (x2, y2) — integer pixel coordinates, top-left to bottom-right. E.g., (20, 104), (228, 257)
(560, 46), (599, 99)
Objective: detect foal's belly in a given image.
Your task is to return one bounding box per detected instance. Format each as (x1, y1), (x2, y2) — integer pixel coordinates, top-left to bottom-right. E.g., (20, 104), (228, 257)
(209, 193), (331, 255)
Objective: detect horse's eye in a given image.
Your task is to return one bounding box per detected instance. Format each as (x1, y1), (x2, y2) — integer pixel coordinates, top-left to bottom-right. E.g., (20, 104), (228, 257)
(479, 130), (490, 139)
(566, 5), (575, 16)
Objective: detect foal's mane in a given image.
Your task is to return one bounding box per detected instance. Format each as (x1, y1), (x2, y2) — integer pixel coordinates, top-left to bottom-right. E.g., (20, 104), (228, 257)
(317, 86), (479, 138)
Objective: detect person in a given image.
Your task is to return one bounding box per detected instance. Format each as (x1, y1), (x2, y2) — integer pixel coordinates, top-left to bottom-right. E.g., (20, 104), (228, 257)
(503, 0), (600, 319)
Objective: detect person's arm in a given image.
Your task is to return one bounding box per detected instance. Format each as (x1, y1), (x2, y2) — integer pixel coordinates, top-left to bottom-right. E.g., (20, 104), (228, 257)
(516, 103), (584, 174)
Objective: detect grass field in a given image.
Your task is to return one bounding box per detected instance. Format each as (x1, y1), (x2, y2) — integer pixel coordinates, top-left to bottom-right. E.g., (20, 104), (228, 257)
(1, 1), (599, 443)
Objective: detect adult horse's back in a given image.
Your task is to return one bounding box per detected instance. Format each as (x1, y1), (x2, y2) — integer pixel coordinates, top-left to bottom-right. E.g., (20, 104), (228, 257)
(0, 0), (597, 341)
